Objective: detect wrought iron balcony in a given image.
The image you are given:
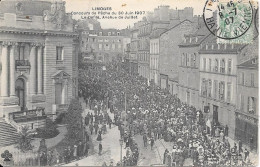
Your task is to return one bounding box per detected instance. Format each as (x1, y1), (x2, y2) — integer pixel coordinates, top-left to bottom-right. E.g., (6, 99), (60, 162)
(15, 60), (31, 70)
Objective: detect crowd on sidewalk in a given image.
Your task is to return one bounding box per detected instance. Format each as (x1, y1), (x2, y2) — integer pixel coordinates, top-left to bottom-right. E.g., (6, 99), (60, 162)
(79, 62), (255, 166)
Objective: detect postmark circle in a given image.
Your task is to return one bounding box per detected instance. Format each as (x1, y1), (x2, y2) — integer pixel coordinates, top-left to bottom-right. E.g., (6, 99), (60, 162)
(255, 8), (258, 34)
(203, 0), (253, 40)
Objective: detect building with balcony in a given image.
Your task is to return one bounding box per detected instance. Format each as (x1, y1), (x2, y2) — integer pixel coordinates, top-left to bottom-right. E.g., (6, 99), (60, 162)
(0, 0), (79, 137)
(235, 56), (258, 151)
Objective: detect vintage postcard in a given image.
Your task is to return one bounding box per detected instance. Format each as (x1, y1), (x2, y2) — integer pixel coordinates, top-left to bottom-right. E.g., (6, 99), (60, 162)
(0, 0), (258, 166)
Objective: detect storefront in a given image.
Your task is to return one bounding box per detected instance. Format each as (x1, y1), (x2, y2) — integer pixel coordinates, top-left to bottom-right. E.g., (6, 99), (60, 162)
(235, 110), (258, 151)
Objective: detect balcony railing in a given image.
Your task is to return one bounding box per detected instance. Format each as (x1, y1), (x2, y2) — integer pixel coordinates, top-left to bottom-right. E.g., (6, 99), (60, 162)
(9, 107), (46, 123)
(15, 60), (30, 70)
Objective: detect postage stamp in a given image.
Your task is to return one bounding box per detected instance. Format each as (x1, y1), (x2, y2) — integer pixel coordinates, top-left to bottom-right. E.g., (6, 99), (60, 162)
(203, 0), (255, 44)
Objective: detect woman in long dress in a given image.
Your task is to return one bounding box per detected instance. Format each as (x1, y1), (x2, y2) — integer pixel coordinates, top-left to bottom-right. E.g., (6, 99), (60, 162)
(97, 130), (102, 141)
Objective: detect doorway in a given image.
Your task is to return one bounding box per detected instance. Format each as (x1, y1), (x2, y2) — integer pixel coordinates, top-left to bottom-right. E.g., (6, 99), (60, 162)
(15, 78), (26, 110)
(55, 83), (63, 104)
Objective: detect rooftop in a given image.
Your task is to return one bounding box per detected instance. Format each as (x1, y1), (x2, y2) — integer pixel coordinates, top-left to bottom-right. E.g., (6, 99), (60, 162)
(150, 28), (167, 39)
(199, 36), (246, 54)
(237, 57), (258, 69)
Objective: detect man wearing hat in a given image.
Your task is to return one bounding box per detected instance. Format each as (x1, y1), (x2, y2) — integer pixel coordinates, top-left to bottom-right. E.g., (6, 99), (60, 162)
(150, 137), (154, 150)
(99, 142), (102, 155)
(143, 133), (148, 148)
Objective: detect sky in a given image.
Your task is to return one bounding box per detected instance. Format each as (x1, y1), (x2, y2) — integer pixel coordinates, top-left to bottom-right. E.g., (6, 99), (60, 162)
(65, 0), (206, 29)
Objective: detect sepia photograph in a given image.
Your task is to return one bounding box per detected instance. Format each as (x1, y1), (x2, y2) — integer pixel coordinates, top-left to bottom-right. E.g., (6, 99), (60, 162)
(0, 0), (258, 166)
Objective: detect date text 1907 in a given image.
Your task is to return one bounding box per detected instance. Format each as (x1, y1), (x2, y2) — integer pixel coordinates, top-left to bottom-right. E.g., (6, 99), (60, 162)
(118, 11), (146, 15)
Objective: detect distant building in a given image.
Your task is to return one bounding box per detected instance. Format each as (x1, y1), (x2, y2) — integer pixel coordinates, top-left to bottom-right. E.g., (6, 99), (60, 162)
(0, 0), (79, 145)
(76, 19), (102, 31)
(79, 28), (130, 63)
(137, 6), (172, 82)
(128, 23), (140, 75)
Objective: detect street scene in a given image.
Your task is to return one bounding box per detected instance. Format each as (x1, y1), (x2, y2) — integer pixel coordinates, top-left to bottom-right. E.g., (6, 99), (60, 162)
(0, 0), (259, 166)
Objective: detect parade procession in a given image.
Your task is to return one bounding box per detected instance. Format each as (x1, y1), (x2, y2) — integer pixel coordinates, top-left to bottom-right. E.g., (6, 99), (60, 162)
(0, 0), (259, 166)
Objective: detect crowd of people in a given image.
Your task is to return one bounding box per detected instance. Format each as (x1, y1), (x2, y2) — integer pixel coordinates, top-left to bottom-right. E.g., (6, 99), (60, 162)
(79, 61), (253, 166)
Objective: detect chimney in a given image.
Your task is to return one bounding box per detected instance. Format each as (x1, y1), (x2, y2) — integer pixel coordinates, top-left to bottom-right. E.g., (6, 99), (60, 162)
(159, 5), (170, 21)
(153, 8), (160, 21)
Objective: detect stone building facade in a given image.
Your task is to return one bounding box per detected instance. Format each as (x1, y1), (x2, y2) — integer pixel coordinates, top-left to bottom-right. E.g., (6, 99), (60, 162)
(0, 0), (79, 131)
(159, 20), (193, 91)
(178, 26), (210, 109)
(149, 28), (166, 85)
(198, 41), (246, 139)
(138, 20), (151, 80)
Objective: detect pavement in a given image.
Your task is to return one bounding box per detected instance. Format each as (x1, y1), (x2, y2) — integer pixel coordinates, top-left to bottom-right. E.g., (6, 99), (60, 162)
(64, 99), (126, 166)
(64, 124), (126, 166)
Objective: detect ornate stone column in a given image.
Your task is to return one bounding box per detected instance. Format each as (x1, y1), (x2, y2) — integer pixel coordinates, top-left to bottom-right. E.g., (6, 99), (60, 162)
(37, 44), (43, 94)
(1, 42), (9, 97)
(29, 43), (37, 95)
(10, 42), (17, 97)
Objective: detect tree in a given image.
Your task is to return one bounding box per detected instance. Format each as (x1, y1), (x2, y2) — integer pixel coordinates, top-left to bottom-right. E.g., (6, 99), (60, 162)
(64, 98), (84, 145)
(16, 126), (34, 152)
(36, 118), (59, 139)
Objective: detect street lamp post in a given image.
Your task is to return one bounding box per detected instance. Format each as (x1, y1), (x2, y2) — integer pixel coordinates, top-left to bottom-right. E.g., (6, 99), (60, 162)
(119, 138), (124, 166)
(124, 85), (127, 114)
